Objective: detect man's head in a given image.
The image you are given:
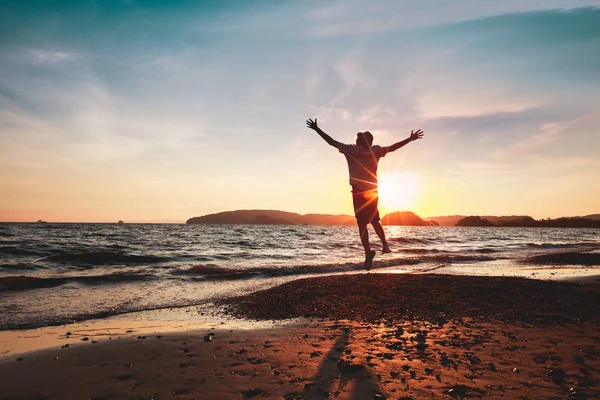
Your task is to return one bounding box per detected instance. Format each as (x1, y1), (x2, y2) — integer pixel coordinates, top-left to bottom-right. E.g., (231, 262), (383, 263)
(356, 131), (373, 148)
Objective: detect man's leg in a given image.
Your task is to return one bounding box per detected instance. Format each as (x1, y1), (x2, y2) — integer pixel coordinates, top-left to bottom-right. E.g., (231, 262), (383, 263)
(372, 220), (391, 253)
(358, 222), (376, 270)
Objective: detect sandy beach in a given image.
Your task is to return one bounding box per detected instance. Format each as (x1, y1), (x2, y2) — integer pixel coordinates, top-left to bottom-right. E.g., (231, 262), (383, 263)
(1, 273), (600, 399)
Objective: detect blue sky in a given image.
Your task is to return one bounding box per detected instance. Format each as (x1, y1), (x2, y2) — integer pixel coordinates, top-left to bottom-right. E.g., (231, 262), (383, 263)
(1, 0), (599, 221)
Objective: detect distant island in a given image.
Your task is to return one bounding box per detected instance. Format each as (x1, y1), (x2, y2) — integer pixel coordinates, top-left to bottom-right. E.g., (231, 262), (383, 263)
(426, 214), (600, 227)
(381, 211), (437, 226)
(186, 210), (436, 226)
(187, 210), (600, 227)
(187, 210), (356, 226)
(425, 215), (537, 226)
(455, 215), (600, 228)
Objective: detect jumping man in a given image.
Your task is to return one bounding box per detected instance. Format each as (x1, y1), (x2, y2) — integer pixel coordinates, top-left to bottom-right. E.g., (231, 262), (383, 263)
(306, 118), (424, 270)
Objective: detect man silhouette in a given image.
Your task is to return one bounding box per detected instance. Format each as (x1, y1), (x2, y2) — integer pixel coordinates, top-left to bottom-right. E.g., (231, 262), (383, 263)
(306, 118), (424, 270)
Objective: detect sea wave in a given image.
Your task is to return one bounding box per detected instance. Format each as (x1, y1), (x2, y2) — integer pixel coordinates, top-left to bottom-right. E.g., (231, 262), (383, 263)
(389, 237), (434, 245)
(86, 233), (128, 240)
(177, 258), (424, 281)
(0, 272), (154, 292)
(220, 240), (260, 249)
(397, 248), (440, 254)
(171, 252), (498, 282)
(0, 245), (45, 256)
(522, 251), (600, 266)
(420, 254), (497, 263)
(39, 251), (167, 265)
(475, 248), (498, 253)
(525, 242), (600, 249)
(0, 262), (43, 271)
(399, 247), (497, 255)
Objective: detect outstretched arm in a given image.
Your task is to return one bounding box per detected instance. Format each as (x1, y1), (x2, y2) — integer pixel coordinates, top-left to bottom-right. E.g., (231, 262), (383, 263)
(388, 129), (424, 152)
(306, 118), (341, 148)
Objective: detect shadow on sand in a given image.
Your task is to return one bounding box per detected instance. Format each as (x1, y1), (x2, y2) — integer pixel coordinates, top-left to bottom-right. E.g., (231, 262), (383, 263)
(303, 327), (384, 399)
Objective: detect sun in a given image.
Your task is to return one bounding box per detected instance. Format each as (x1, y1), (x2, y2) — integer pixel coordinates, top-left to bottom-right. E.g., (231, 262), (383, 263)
(378, 171), (421, 213)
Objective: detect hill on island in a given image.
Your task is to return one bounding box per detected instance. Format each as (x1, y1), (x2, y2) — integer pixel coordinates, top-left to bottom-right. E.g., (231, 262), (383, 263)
(187, 210), (600, 228)
(381, 211), (437, 226)
(186, 210), (356, 226)
(187, 210), (431, 226)
(455, 215), (600, 228)
(424, 215), (533, 226)
(455, 216), (494, 227)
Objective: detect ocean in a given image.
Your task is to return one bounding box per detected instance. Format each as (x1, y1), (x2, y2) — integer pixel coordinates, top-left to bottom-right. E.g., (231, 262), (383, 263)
(0, 223), (598, 330)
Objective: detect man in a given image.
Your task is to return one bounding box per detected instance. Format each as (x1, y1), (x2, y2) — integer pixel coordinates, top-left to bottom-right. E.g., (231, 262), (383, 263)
(306, 118), (424, 270)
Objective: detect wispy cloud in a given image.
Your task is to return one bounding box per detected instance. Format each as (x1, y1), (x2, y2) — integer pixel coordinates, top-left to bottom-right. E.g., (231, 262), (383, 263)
(497, 111), (600, 156)
(303, 0), (600, 36)
(18, 48), (74, 65)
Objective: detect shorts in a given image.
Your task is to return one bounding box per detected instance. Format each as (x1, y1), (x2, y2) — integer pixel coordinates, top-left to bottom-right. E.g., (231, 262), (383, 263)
(351, 186), (380, 225)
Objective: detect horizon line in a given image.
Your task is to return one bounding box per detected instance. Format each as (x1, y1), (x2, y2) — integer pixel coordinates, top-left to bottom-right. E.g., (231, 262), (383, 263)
(2, 209), (598, 225)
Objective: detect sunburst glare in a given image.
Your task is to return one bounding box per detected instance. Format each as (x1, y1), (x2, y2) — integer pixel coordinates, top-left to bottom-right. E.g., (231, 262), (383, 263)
(378, 171), (421, 214)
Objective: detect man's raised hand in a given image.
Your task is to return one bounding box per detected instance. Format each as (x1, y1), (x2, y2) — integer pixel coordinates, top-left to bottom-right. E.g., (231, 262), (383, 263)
(410, 129), (424, 141)
(306, 118), (318, 130)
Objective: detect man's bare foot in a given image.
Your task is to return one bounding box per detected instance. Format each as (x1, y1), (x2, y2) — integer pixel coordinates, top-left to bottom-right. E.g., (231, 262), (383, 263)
(382, 245), (391, 254)
(364, 250), (376, 271)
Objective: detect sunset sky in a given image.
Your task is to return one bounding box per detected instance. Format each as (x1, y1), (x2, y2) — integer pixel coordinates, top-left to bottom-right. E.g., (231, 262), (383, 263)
(1, 1), (599, 222)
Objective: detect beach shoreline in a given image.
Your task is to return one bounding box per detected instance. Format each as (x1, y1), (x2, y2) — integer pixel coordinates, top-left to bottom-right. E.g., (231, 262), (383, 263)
(2, 272), (598, 357)
(1, 272), (599, 399)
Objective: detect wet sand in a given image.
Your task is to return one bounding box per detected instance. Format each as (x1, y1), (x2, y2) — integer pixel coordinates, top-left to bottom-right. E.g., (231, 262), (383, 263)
(522, 252), (600, 266)
(1, 273), (600, 399)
